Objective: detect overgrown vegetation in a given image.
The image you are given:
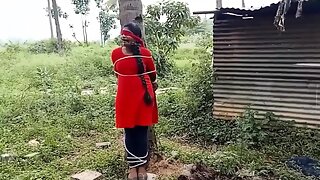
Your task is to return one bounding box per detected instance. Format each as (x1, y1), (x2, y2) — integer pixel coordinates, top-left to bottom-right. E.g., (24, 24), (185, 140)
(156, 36), (320, 180)
(27, 39), (72, 54)
(4, 0), (320, 179)
(145, 1), (200, 76)
(1, 15), (320, 180)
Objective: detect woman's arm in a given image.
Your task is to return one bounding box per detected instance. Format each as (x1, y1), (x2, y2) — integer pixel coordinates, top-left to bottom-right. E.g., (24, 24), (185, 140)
(110, 48), (119, 78)
(142, 48), (157, 82)
(142, 48), (158, 91)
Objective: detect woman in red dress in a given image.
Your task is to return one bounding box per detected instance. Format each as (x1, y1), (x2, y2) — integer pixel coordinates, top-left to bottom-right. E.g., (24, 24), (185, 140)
(111, 22), (158, 180)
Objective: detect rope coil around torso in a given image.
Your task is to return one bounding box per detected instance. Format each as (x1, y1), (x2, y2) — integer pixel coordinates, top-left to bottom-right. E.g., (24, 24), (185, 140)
(113, 55), (156, 77)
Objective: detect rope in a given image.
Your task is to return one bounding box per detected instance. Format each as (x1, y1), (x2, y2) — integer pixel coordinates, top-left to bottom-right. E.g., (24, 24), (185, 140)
(113, 55), (156, 77)
(123, 136), (148, 168)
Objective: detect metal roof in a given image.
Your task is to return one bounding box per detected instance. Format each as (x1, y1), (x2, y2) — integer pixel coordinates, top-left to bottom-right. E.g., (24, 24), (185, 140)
(193, 0), (319, 16)
(212, 5), (320, 128)
(193, 2), (280, 15)
(194, 0), (320, 22)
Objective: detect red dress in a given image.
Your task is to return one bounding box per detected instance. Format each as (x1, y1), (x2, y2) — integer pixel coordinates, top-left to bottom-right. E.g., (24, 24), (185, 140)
(111, 47), (159, 128)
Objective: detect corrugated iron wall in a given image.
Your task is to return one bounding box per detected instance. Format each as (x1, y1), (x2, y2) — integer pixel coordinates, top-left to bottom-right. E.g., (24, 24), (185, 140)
(213, 15), (320, 128)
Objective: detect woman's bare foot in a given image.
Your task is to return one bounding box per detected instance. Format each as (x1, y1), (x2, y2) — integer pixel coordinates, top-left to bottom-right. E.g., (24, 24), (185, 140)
(128, 168), (138, 179)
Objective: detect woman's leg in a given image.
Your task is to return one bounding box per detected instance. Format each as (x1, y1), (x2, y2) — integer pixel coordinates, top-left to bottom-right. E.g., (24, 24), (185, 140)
(124, 126), (149, 178)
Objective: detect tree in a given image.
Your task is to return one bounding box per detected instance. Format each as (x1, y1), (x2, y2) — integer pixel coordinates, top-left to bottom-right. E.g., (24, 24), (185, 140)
(95, 0), (117, 46)
(45, 3), (68, 40)
(144, 1), (199, 76)
(48, 6), (69, 19)
(117, 0), (160, 164)
(242, 0), (245, 8)
(118, 0), (143, 30)
(47, 0), (54, 39)
(216, 0), (222, 9)
(69, 24), (83, 45)
(186, 18), (212, 36)
(71, 0), (90, 45)
(51, 0), (63, 52)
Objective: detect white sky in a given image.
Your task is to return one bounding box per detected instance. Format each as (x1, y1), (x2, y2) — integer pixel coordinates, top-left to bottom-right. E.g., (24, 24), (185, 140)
(0, 0), (279, 42)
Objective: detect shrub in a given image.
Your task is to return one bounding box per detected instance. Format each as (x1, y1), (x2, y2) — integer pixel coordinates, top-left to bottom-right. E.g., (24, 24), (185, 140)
(4, 41), (24, 53)
(28, 39), (71, 54)
(157, 38), (320, 180)
(0, 42), (25, 61)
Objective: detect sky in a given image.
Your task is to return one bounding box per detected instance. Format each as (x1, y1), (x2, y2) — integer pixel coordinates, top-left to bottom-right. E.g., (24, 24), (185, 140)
(0, 0), (279, 42)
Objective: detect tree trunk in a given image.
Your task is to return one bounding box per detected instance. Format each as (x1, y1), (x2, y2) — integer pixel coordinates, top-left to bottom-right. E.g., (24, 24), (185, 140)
(242, 0), (245, 8)
(51, 0), (63, 52)
(81, 15), (89, 45)
(100, 30), (104, 47)
(81, 15), (86, 44)
(118, 0), (160, 166)
(84, 20), (88, 45)
(118, 0), (143, 30)
(47, 0), (54, 39)
(216, 0), (222, 9)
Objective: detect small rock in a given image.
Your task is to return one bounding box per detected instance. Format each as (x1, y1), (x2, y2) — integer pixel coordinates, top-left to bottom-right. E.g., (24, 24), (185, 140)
(28, 139), (40, 147)
(71, 170), (102, 180)
(253, 177), (263, 180)
(184, 164), (195, 171)
(171, 151), (178, 158)
(181, 169), (191, 177)
(95, 142), (111, 149)
(81, 89), (94, 96)
(99, 87), (108, 95)
(237, 169), (254, 177)
(25, 152), (39, 158)
(147, 173), (157, 180)
(1, 153), (14, 161)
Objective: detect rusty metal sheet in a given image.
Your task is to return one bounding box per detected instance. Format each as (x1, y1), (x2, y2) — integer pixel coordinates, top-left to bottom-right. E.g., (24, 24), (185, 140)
(213, 12), (320, 127)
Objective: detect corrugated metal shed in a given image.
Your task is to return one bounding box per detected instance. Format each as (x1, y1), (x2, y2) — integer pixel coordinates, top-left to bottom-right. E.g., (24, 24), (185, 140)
(213, 0), (320, 128)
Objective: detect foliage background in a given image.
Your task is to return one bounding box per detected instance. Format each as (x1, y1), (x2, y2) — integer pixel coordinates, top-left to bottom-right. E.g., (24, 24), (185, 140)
(1, 1), (320, 180)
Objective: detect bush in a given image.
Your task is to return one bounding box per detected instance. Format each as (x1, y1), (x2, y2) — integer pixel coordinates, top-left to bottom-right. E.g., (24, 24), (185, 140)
(28, 39), (71, 54)
(0, 42), (25, 61)
(4, 42), (24, 53)
(0, 43), (124, 179)
(156, 38), (320, 179)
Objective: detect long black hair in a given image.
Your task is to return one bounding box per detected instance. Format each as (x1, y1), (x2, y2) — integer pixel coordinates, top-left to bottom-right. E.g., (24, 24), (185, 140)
(123, 22), (152, 105)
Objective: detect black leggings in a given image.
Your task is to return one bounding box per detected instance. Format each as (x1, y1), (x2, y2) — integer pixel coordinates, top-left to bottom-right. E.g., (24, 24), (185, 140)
(124, 126), (148, 168)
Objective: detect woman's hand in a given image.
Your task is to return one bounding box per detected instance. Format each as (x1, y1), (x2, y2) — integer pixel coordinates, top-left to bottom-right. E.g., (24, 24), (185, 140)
(152, 82), (158, 91)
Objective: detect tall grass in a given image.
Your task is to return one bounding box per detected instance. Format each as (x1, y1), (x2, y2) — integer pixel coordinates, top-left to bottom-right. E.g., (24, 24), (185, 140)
(0, 43), (127, 179)
(1, 39), (320, 180)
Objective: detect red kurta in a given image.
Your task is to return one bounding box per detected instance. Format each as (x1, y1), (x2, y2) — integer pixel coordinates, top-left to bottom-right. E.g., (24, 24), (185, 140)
(111, 47), (159, 128)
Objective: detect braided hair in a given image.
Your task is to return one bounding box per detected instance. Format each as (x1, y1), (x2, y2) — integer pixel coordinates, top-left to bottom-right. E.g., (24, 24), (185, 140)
(123, 23), (152, 105)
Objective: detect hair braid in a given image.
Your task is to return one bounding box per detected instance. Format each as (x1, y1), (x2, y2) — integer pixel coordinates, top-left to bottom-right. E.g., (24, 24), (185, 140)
(129, 44), (152, 105)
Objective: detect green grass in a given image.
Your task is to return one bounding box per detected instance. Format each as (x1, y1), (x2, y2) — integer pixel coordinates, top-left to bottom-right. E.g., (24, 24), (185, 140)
(0, 43), (202, 179)
(172, 46), (201, 68)
(0, 44), (126, 179)
(0, 42), (319, 180)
